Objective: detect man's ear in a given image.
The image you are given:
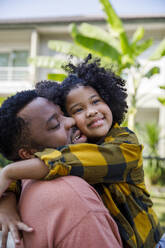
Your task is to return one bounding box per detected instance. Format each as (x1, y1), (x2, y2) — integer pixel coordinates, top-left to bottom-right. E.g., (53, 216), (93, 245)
(18, 148), (37, 160)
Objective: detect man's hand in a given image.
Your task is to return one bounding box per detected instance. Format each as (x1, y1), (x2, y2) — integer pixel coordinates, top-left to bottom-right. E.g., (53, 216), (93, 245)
(0, 192), (33, 248)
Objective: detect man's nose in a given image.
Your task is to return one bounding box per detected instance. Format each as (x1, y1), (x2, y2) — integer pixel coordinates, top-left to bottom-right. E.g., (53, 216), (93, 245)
(64, 116), (76, 129)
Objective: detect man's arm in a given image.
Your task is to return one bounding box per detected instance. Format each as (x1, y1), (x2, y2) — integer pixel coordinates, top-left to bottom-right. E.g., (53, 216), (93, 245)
(0, 158), (49, 197)
(0, 192), (33, 248)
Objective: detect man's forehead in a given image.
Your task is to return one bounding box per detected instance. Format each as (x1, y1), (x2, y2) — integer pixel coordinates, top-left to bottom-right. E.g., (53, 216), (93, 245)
(17, 97), (58, 120)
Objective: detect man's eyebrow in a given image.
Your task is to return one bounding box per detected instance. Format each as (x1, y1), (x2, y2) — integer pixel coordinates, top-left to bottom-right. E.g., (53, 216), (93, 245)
(46, 113), (57, 125)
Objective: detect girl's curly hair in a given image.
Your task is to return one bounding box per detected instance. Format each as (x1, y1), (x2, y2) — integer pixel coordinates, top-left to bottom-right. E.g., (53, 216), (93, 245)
(60, 54), (128, 125)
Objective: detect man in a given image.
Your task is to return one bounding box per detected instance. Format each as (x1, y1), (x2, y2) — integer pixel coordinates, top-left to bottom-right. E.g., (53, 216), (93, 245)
(0, 88), (122, 248)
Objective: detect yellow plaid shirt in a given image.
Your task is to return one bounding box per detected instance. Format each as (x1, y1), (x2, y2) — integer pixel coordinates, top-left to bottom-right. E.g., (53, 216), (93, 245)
(9, 123), (162, 247)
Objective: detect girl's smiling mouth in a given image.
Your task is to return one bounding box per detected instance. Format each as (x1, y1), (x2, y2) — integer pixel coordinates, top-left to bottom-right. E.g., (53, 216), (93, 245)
(88, 117), (105, 128)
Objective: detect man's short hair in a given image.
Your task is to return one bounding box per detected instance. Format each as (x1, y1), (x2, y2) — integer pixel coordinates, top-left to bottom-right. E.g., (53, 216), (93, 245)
(0, 81), (61, 161)
(0, 90), (38, 161)
(35, 80), (62, 105)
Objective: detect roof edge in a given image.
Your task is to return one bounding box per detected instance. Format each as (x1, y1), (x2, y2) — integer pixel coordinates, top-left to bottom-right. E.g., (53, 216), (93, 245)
(0, 14), (165, 25)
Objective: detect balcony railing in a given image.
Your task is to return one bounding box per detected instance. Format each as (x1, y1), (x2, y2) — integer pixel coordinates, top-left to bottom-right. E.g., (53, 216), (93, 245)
(0, 66), (33, 94)
(143, 156), (165, 168)
(0, 66), (30, 81)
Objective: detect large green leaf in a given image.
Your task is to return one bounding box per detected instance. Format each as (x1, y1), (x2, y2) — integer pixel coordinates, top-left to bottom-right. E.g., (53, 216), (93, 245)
(121, 54), (134, 68)
(99, 0), (124, 33)
(28, 56), (66, 69)
(47, 73), (67, 82)
(160, 86), (165, 90)
(99, 0), (132, 57)
(79, 23), (120, 51)
(158, 97), (165, 105)
(48, 40), (89, 58)
(71, 24), (121, 63)
(132, 26), (144, 44)
(132, 39), (153, 57)
(144, 66), (160, 78)
(119, 32), (132, 56)
(150, 38), (165, 60)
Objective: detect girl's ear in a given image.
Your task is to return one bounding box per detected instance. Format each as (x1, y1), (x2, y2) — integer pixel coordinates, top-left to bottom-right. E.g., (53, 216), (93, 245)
(18, 148), (37, 160)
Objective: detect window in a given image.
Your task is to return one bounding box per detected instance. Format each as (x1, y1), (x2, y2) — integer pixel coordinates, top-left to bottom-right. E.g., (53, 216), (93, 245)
(0, 53), (9, 66)
(0, 51), (29, 81)
(0, 51), (29, 67)
(12, 51), (29, 66)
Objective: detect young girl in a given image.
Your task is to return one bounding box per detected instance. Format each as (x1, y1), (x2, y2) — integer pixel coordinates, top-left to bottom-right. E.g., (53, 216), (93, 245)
(0, 55), (163, 247)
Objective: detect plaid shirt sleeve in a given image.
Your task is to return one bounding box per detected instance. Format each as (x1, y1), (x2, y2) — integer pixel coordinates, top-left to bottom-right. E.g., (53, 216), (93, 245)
(6, 180), (22, 200)
(35, 124), (143, 184)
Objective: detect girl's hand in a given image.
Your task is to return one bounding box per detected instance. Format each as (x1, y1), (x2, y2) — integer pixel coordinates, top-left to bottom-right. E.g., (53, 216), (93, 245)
(0, 211), (33, 248)
(0, 168), (12, 198)
(0, 192), (33, 248)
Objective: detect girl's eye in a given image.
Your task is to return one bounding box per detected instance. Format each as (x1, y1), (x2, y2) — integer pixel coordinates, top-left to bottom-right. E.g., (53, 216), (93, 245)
(73, 108), (83, 114)
(92, 99), (101, 104)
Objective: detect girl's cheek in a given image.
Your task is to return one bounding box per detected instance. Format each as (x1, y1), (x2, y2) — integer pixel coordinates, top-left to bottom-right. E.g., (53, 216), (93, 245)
(75, 118), (83, 129)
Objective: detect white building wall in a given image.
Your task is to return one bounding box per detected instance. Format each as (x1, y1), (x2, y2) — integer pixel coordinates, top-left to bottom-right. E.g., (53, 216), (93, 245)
(0, 30), (31, 51)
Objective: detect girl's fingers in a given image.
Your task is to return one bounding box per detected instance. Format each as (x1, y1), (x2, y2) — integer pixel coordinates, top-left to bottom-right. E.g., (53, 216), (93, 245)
(1, 225), (8, 248)
(17, 222), (34, 232)
(9, 222), (33, 246)
(9, 224), (21, 245)
(1, 222), (33, 248)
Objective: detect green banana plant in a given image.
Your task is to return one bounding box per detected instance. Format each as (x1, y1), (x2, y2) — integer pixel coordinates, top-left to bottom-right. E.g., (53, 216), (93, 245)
(142, 122), (160, 157)
(29, 0), (165, 76)
(29, 0), (165, 130)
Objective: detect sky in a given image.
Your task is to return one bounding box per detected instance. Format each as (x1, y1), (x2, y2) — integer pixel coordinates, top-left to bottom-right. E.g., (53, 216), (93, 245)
(0, 0), (165, 20)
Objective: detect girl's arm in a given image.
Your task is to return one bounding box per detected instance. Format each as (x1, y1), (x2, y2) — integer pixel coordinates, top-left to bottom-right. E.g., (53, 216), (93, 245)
(0, 127), (143, 196)
(35, 130), (143, 185)
(0, 158), (49, 197)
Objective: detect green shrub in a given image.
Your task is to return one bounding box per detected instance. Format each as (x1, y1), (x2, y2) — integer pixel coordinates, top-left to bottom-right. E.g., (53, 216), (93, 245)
(144, 157), (165, 185)
(0, 153), (12, 168)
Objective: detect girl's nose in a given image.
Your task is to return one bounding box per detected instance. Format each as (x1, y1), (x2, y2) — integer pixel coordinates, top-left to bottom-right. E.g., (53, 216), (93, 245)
(86, 108), (98, 117)
(64, 116), (76, 130)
